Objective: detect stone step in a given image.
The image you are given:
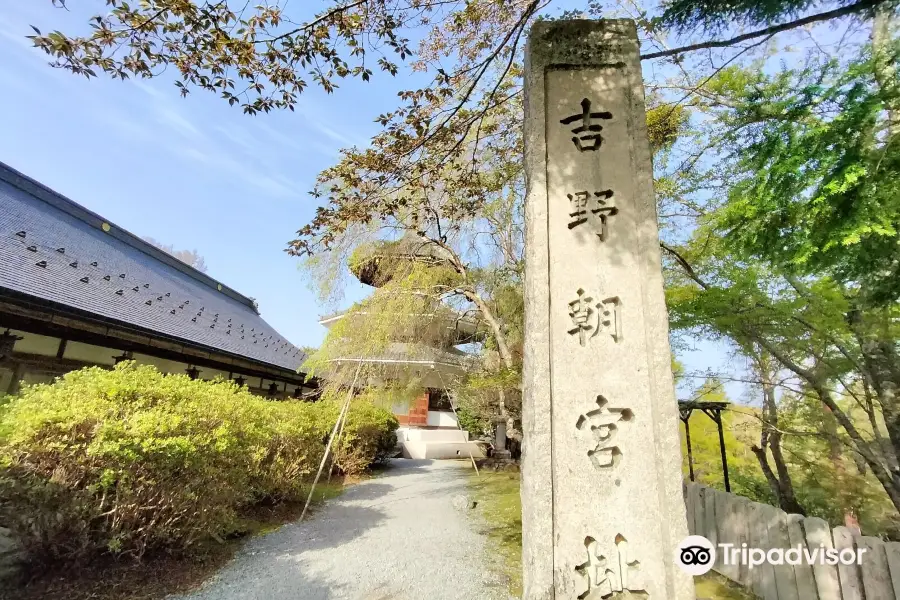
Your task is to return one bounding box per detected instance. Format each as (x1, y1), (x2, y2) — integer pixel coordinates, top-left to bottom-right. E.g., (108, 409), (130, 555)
(400, 428), (471, 442)
(400, 441), (486, 460)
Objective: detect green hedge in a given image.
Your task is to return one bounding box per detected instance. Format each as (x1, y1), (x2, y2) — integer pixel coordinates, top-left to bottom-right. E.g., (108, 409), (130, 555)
(0, 363), (397, 562)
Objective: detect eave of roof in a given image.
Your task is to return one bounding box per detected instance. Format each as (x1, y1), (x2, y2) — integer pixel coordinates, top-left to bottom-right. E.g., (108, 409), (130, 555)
(0, 288), (309, 382)
(0, 160), (306, 373)
(0, 161), (257, 310)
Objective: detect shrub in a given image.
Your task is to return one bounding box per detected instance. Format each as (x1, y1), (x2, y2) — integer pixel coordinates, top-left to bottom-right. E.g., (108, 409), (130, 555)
(333, 401), (399, 474)
(0, 363), (396, 562)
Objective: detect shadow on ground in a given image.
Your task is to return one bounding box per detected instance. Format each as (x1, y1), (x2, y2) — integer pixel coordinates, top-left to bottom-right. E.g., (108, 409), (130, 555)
(171, 458), (490, 600)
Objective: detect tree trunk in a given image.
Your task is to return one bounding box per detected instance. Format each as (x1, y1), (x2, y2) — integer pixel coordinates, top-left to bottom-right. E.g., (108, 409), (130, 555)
(751, 332), (900, 514)
(752, 352), (806, 515)
(822, 404), (861, 530)
(465, 290), (515, 371)
(872, 2), (899, 137)
(751, 445), (806, 515)
(848, 307), (900, 479)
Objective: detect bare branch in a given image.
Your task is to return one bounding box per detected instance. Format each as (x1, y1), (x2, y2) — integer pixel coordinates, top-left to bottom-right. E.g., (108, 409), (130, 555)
(641, 0), (886, 61)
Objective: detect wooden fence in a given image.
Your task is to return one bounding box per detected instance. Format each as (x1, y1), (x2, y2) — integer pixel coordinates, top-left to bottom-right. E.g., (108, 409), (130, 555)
(685, 482), (900, 599)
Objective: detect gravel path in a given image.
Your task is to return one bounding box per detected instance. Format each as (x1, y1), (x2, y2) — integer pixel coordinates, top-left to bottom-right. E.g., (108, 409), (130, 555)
(169, 459), (510, 600)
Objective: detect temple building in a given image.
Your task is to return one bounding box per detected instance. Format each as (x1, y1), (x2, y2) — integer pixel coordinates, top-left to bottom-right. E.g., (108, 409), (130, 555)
(318, 232), (486, 459)
(0, 161), (313, 397)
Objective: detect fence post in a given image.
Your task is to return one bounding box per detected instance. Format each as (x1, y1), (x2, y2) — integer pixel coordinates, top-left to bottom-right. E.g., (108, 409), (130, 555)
(697, 486), (708, 542)
(749, 502), (779, 600)
(713, 489), (731, 575)
(858, 536), (893, 600)
(733, 495), (754, 587)
(834, 526), (864, 600)
(766, 507), (800, 600)
(684, 482), (696, 535)
(704, 487), (719, 559)
(689, 484), (703, 536)
(804, 517), (841, 600)
(786, 514), (818, 599)
(884, 541), (900, 599)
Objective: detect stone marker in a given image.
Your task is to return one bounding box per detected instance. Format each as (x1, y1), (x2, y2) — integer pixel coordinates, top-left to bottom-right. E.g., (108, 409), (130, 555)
(494, 417), (512, 459)
(521, 19), (693, 600)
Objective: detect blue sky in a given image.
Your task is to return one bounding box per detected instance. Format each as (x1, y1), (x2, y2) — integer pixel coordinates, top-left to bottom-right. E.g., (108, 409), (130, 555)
(0, 1), (751, 400)
(0, 1), (402, 350)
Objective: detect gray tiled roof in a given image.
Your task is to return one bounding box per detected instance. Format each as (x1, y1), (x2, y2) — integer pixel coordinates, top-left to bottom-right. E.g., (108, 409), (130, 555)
(0, 161), (305, 373)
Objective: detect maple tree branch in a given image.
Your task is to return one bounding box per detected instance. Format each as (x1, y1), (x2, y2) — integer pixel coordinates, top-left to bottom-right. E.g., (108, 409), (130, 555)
(257, 0), (369, 44)
(641, 0), (886, 60)
(660, 242), (709, 289)
(403, 0), (540, 158)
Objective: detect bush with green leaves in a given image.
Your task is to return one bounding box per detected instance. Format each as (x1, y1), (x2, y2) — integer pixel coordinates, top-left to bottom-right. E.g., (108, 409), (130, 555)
(332, 400), (401, 473)
(0, 363), (397, 562)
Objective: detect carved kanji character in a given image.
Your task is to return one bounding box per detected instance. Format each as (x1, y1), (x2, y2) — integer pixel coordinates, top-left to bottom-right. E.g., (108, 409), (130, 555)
(568, 288), (595, 346)
(567, 190), (618, 241)
(575, 535), (645, 600)
(560, 98), (613, 152)
(575, 395), (633, 470)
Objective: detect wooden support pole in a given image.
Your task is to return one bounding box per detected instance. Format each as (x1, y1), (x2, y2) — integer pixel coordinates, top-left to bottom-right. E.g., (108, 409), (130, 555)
(714, 410), (731, 492)
(299, 363), (361, 522)
(683, 415), (695, 483)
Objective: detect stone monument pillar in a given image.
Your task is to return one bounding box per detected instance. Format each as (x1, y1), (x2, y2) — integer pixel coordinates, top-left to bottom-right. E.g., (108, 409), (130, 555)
(521, 20), (694, 600)
(494, 418), (511, 459)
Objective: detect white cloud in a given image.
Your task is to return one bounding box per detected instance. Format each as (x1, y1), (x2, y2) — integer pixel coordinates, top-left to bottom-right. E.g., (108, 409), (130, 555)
(0, 10), (308, 201)
(156, 106), (204, 141)
(310, 119), (358, 147)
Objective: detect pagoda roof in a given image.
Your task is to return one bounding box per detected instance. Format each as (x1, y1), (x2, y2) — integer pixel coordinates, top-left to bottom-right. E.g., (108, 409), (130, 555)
(318, 308), (486, 345)
(323, 342), (474, 372)
(349, 233), (455, 287)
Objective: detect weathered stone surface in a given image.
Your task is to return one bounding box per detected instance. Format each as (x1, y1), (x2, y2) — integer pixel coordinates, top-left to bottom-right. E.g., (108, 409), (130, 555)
(451, 494), (477, 512)
(522, 18), (693, 600)
(804, 517), (842, 600)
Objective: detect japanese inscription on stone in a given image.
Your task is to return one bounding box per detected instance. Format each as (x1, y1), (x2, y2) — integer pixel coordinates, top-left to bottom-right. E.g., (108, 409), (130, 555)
(560, 98), (619, 245)
(567, 288), (622, 346)
(575, 395), (633, 471)
(560, 98), (613, 152)
(567, 190), (617, 241)
(575, 534), (646, 599)
(524, 21), (695, 600)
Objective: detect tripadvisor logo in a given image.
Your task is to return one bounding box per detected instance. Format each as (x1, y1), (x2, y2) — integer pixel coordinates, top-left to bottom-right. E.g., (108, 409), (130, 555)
(675, 536), (716, 575)
(675, 535), (868, 576)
